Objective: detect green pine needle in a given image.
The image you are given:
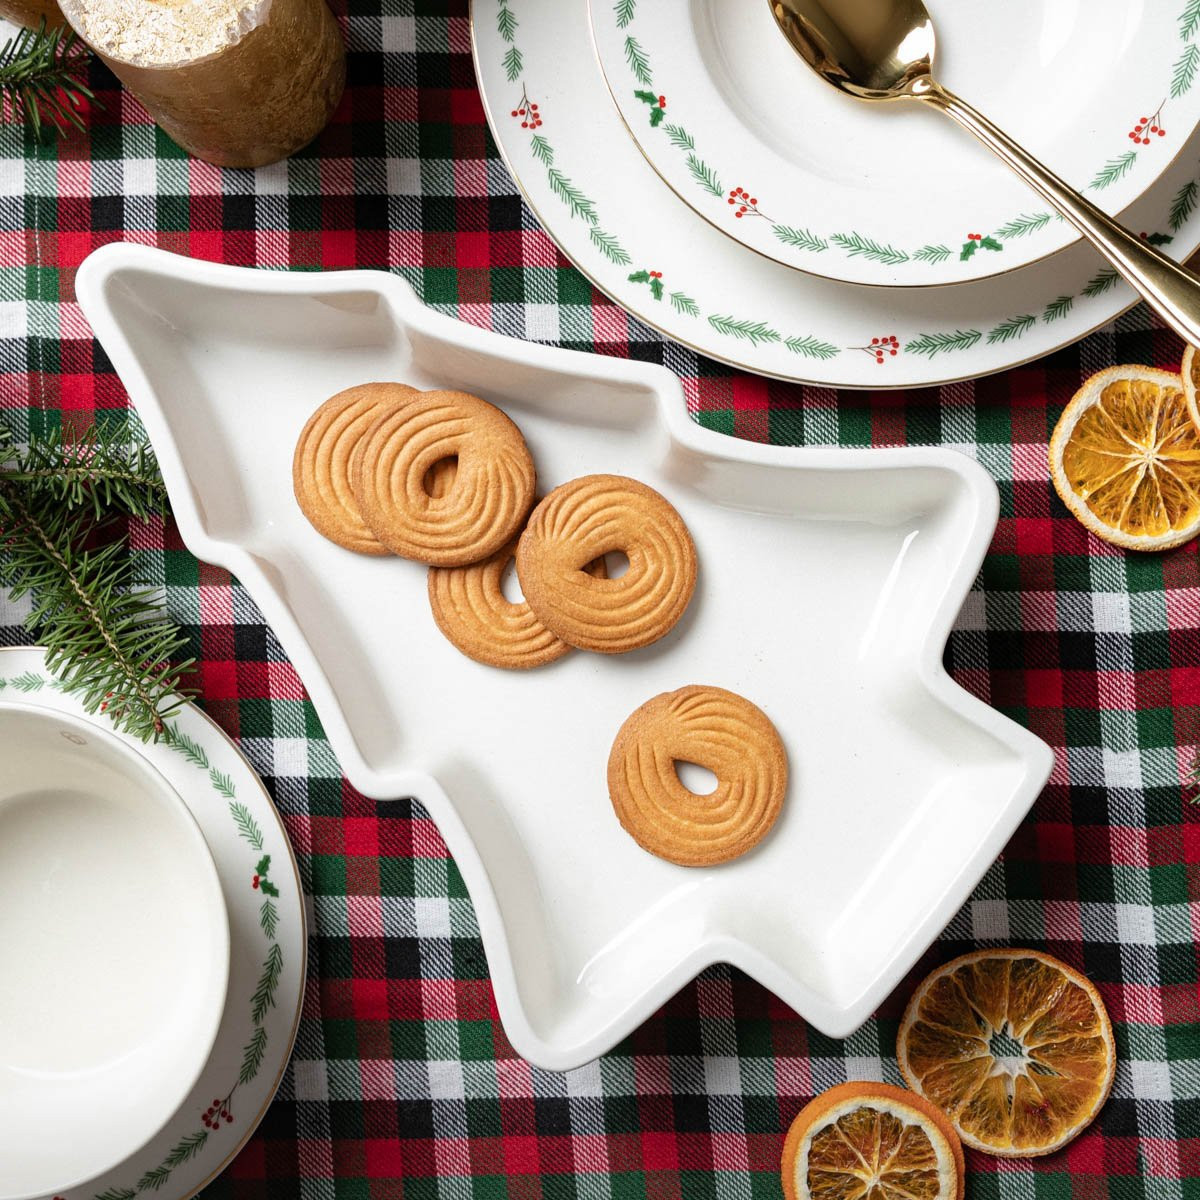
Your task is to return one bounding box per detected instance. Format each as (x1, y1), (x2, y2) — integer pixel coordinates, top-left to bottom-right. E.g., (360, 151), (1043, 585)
(1, 423), (194, 742)
(0, 21), (95, 141)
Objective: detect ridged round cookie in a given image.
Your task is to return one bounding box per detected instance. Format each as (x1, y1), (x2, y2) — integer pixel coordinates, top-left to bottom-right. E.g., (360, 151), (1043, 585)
(607, 686), (787, 867)
(515, 474), (697, 654)
(292, 382), (417, 554)
(427, 529), (606, 670)
(354, 390), (536, 566)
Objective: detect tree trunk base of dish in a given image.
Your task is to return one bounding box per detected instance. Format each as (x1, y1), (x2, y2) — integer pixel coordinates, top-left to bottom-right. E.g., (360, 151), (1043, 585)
(56, 0), (345, 168)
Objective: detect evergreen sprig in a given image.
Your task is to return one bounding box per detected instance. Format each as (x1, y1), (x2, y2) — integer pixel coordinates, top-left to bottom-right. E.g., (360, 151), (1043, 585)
(0, 21), (95, 140)
(0, 422), (194, 741)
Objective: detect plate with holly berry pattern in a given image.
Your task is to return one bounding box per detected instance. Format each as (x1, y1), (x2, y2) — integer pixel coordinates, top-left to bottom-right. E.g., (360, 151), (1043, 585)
(474, 0), (1200, 385)
(0, 647), (305, 1200)
(589, 0), (1200, 287)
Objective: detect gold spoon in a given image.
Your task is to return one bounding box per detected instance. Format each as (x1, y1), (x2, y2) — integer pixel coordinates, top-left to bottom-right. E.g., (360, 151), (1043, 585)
(770, 0), (1200, 345)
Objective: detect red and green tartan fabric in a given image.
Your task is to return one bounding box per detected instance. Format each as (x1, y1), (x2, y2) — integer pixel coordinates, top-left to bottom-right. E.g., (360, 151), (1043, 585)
(2, 2), (1200, 1196)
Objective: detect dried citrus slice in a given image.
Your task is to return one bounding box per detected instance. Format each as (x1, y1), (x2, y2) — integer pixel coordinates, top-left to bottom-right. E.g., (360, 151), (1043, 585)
(1048, 364), (1200, 550)
(1181, 344), (1200, 435)
(897, 949), (1115, 1157)
(781, 1081), (964, 1200)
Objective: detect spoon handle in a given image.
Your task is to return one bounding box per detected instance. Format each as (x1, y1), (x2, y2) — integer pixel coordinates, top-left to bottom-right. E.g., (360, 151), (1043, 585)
(921, 82), (1200, 348)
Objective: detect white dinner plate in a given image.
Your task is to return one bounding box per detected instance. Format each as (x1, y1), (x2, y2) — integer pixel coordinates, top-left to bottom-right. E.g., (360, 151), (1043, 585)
(76, 244), (1052, 1069)
(0, 648), (306, 1200)
(474, 0), (1200, 386)
(589, 0), (1200, 286)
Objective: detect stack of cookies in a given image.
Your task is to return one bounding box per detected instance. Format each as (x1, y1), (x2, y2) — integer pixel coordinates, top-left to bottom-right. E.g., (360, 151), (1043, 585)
(293, 382), (786, 869)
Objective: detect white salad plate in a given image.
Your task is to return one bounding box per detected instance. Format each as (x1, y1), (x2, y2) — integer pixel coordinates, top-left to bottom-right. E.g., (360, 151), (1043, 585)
(0, 703), (228, 1200)
(474, 0), (1200, 386)
(589, 0), (1200, 286)
(77, 243), (1052, 1070)
(0, 647), (306, 1200)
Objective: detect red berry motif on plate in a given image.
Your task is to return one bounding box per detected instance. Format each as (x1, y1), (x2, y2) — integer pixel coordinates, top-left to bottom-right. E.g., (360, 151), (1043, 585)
(1129, 102), (1165, 145)
(728, 187), (770, 221)
(628, 268), (664, 301)
(252, 854), (280, 897)
(634, 90), (666, 127)
(511, 86), (542, 129)
(853, 334), (901, 364)
(961, 232), (1003, 261)
(202, 1092), (235, 1129)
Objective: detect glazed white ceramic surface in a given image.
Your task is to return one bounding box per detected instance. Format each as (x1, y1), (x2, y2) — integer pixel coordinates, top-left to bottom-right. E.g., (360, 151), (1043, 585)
(590, 0), (1198, 285)
(0, 648), (305, 1200)
(473, 0), (1200, 386)
(0, 703), (229, 1200)
(76, 244), (1053, 1070)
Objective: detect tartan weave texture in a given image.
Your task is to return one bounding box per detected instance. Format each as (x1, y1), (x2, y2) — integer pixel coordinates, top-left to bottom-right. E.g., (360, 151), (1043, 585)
(1, 2), (1199, 1196)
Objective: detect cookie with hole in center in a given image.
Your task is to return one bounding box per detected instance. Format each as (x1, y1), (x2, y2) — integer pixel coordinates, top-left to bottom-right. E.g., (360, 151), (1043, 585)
(515, 474), (697, 654)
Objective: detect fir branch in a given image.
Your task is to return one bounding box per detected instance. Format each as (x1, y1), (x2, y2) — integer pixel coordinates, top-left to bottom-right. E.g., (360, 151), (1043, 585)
(830, 232), (909, 264)
(589, 225), (631, 264)
(546, 168), (599, 224)
(251, 943), (284, 1025)
(1174, 44), (1200, 98)
(240, 1024), (269, 1085)
(615, 0), (636, 28)
(0, 470), (194, 742)
(1082, 268), (1120, 298)
(260, 898), (279, 939)
(1090, 151), (1138, 190)
(1, 423), (168, 521)
(624, 36), (652, 85)
(994, 211), (1052, 240)
(1043, 295), (1074, 323)
(904, 329), (982, 358)
(913, 244), (952, 265)
(210, 768), (235, 798)
(136, 1131), (208, 1192)
(0, 21), (94, 140)
(167, 728), (209, 769)
(707, 314), (781, 346)
(774, 225), (828, 253)
(686, 154), (723, 197)
(497, 4), (517, 42)
(1183, 0), (1200, 40)
(231, 800), (265, 850)
(669, 291), (699, 316)
(530, 133), (554, 165)
(784, 334), (840, 360)
(663, 123), (694, 150)
(987, 313), (1036, 344)
(502, 47), (523, 82)
(1170, 179), (1198, 231)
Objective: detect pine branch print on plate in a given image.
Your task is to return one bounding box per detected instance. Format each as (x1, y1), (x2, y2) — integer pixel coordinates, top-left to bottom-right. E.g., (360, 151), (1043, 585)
(624, 35), (652, 85)
(1173, 44), (1200, 96)
(530, 133), (553, 165)
(784, 335), (840, 360)
(1091, 150), (1139, 190)
(497, 3), (517, 41)
(669, 291), (699, 316)
(707, 314), (781, 346)
(250, 944), (284, 1025)
(230, 800), (265, 851)
(260, 899), (279, 939)
(1043, 295), (1074, 323)
(904, 329), (983, 358)
(239, 1025), (269, 1086)
(994, 212), (1053, 239)
(686, 153), (723, 197)
(774, 225), (828, 252)
(1082, 268), (1120, 297)
(1170, 178), (1198, 228)
(209, 768), (236, 799)
(503, 47), (523, 82)
(987, 313), (1036, 344)
(830, 232), (909, 265)
(614, 0), (636, 29)
(547, 168), (599, 224)
(1183, 0), (1200, 40)
(914, 244), (952, 265)
(590, 226), (631, 264)
(664, 123), (694, 150)
(168, 728), (209, 769)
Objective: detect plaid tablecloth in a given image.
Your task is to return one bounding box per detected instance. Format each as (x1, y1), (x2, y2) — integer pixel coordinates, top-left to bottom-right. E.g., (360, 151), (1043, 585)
(2, 2), (1199, 1196)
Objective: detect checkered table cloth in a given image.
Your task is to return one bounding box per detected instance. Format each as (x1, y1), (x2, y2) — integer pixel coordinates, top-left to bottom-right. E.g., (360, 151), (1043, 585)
(2, 2), (1199, 1195)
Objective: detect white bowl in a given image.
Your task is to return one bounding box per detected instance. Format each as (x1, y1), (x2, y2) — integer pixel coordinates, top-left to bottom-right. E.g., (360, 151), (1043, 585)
(0, 703), (230, 1200)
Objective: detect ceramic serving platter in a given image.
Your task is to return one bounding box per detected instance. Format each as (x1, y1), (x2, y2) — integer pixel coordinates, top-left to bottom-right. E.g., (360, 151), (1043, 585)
(474, 0), (1200, 386)
(0, 647), (306, 1200)
(77, 244), (1052, 1070)
(590, 0), (1200, 286)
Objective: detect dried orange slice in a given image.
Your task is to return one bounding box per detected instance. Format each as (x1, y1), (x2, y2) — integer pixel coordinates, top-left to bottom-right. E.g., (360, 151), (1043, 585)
(1048, 364), (1200, 550)
(897, 949), (1115, 1157)
(781, 1081), (964, 1200)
